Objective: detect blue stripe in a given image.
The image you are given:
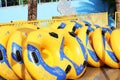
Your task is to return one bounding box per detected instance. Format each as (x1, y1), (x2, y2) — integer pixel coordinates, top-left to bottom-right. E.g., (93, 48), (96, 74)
(94, 24), (100, 28)
(59, 37), (86, 76)
(102, 36), (119, 63)
(76, 37), (88, 61)
(107, 29), (112, 34)
(86, 35), (99, 62)
(102, 36), (106, 48)
(106, 50), (119, 63)
(0, 44), (11, 68)
(28, 44), (66, 80)
(87, 49), (99, 62)
(86, 35), (89, 46)
(74, 22), (82, 29)
(59, 23), (66, 29)
(12, 42), (23, 64)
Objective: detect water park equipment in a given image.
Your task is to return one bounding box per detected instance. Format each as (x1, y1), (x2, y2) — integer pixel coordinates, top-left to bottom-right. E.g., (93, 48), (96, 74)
(75, 26), (103, 67)
(0, 26), (20, 80)
(23, 29), (67, 80)
(23, 27), (88, 79)
(110, 29), (120, 61)
(92, 28), (120, 68)
(6, 24), (37, 79)
(55, 29), (87, 79)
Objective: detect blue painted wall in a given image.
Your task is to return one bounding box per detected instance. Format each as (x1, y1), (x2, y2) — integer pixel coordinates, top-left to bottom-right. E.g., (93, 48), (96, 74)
(0, 0), (114, 26)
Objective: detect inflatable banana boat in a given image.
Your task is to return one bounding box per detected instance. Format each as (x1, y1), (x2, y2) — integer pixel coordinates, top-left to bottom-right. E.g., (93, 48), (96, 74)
(7, 24), (37, 80)
(0, 26), (20, 80)
(92, 28), (120, 68)
(75, 26), (103, 67)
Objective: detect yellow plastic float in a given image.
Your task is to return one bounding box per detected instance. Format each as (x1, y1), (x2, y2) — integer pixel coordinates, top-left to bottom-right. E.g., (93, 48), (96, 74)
(92, 28), (120, 68)
(56, 29), (87, 79)
(0, 26), (20, 80)
(23, 29), (66, 80)
(110, 29), (120, 61)
(7, 24), (37, 80)
(40, 27), (87, 79)
(23, 28), (87, 80)
(75, 26), (103, 67)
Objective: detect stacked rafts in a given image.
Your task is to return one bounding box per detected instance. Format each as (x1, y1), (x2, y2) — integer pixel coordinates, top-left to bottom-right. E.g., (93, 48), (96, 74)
(0, 21), (119, 80)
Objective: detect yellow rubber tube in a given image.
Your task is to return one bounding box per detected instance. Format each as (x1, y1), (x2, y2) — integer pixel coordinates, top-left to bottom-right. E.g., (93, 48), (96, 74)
(75, 26), (103, 67)
(41, 27), (87, 79)
(23, 28), (87, 80)
(110, 29), (120, 61)
(92, 28), (120, 68)
(7, 24), (37, 80)
(0, 26), (20, 80)
(23, 29), (67, 80)
(55, 29), (87, 79)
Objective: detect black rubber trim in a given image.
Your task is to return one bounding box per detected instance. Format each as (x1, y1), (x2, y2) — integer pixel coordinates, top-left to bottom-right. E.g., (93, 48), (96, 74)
(0, 50), (3, 60)
(83, 61), (88, 68)
(86, 29), (90, 35)
(102, 31), (105, 36)
(85, 24), (89, 26)
(69, 32), (76, 37)
(37, 27), (40, 29)
(72, 26), (76, 32)
(57, 26), (64, 29)
(31, 52), (39, 63)
(49, 32), (58, 38)
(65, 65), (71, 74)
(16, 50), (22, 62)
(111, 27), (115, 30)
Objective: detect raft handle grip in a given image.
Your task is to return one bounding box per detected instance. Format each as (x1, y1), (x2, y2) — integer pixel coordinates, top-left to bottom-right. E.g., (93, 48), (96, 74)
(69, 32), (76, 37)
(16, 50), (22, 62)
(31, 52), (39, 63)
(0, 50), (3, 60)
(83, 61), (88, 68)
(65, 65), (71, 74)
(49, 32), (58, 38)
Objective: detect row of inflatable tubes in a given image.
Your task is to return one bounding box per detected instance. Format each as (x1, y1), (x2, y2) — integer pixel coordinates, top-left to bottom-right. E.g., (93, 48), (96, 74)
(0, 20), (120, 80)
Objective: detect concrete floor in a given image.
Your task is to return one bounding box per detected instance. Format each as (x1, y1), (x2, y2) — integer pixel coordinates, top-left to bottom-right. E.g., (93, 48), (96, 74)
(78, 67), (120, 80)
(0, 66), (120, 80)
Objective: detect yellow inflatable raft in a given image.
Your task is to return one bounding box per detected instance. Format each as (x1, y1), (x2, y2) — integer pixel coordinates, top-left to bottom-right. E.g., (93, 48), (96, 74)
(0, 26), (20, 80)
(110, 29), (120, 61)
(92, 28), (120, 68)
(7, 24), (37, 80)
(23, 29), (66, 80)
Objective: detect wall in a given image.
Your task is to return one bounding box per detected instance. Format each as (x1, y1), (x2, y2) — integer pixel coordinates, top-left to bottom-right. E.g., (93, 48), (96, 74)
(0, 0), (112, 25)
